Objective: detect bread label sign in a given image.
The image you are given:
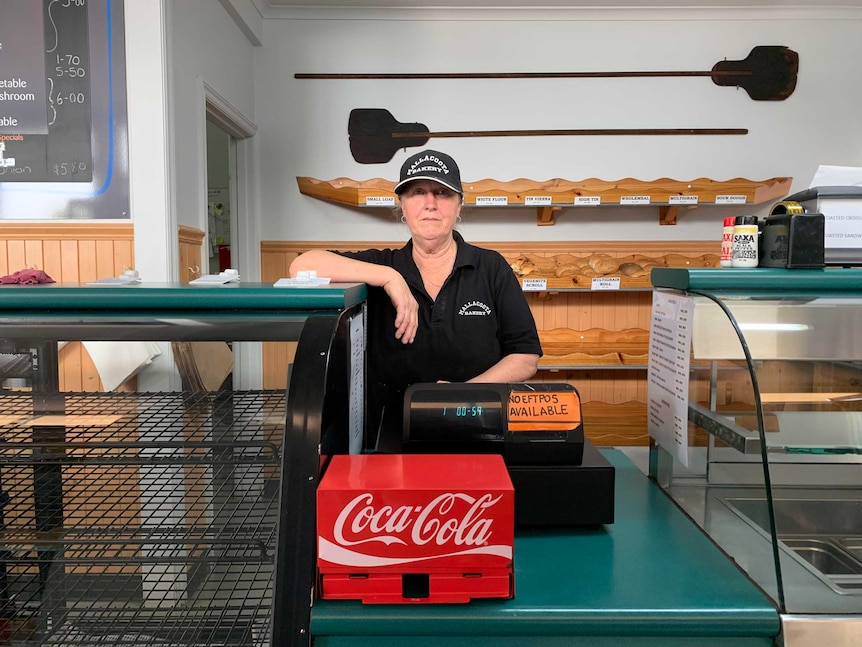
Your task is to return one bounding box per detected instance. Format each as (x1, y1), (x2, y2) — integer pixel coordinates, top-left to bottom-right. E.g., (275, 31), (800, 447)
(366, 196), (395, 206)
(716, 195), (746, 204)
(591, 277), (620, 290)
(669, 195), (698, 205)
(575, 196), (601, 206)
(620, 195), (651, 205)
(476, 196), (508, 206)
(521, 278), (547, 291)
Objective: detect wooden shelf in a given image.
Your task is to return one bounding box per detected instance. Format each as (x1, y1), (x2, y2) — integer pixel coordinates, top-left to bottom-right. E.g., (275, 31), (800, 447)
(538, 328), (650, 370)
(511, 252), (720, 290)
(296, 176), (793, 225)
(580, 401), (648, 446)
(539, 361), (648, 371)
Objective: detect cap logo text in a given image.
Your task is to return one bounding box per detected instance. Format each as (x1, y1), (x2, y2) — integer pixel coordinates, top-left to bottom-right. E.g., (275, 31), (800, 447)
(407, 154), (450, 176)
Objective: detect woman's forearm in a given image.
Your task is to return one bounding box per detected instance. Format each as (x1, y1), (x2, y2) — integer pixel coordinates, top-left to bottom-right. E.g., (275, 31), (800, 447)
(467, 353), (540, 383)
(291, 250), (419, 343)
(290, 250), (398, 287)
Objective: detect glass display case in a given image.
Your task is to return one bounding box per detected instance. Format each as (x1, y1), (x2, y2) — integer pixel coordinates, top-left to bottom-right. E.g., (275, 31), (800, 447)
(0, 282), (366, 647)
(648, 267), (862, 645)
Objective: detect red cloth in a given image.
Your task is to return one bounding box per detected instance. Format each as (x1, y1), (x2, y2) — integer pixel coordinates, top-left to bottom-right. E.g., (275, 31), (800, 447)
(0, 269), (56, 285)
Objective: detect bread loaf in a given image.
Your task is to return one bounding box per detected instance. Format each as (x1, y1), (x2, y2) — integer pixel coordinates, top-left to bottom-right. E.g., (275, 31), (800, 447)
(549, 255), (580, 277)
(588, 254), (620, 275)
(526, 254), (558, 274)
(619, 262), (644, 276)
(510, 257), (538, 276)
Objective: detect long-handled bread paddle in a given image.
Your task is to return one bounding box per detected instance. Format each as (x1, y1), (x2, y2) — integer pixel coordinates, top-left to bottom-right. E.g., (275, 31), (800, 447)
(300, 45), (798, 102)
(348, 108), (748, 164)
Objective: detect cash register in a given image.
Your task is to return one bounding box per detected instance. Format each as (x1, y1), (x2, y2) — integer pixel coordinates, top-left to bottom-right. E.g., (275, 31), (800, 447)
(402, 382), (615, 527)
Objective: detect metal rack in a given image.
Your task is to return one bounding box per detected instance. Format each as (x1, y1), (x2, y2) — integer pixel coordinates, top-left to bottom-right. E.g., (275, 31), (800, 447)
(0, 282), (367, 647)
(0, 389), (284, 646)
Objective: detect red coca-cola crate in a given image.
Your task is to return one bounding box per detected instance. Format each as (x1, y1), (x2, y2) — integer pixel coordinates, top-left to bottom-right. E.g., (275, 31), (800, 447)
(317, 453), (514, 604)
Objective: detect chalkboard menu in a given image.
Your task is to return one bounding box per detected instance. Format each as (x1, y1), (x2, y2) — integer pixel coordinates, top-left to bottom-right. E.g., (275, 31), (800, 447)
(0, 0), (129, 219)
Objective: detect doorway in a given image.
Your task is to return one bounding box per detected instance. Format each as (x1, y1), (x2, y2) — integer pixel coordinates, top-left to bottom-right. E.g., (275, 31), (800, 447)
(202, 84), (260, 388)
(206, 118), (233, 274)
(202, 83), (258, 283)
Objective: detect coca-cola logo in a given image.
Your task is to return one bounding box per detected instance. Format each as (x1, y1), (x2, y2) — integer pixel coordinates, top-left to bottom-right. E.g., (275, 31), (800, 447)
(333, 492), (502, 548)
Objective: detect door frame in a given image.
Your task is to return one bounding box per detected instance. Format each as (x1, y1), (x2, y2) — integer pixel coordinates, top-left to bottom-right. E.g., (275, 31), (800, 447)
(197, 79), (262, 389)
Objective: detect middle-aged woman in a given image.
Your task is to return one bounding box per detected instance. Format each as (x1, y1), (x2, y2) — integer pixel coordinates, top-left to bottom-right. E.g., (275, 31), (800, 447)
(290, 149), (542, 450)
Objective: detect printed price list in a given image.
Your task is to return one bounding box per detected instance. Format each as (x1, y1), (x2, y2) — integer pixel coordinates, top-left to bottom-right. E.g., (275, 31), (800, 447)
(647, 290), (694, 467)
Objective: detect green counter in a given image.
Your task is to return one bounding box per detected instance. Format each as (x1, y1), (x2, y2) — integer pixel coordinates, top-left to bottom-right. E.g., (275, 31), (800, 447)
(651, 266), (862, 296)
(0, 282), (368, 341)
(0, 281), (367, 312)
(312, 450), (780, 647)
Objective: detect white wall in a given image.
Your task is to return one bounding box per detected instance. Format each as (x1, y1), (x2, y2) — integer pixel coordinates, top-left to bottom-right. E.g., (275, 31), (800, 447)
(126, 0), (172, 281)
(254, 7), (862, 244)
(126, 0), (257, 280)
(167, 0), (257, 233)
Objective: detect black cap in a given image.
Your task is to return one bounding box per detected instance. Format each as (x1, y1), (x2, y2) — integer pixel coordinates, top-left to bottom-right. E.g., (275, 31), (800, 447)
(393, 149), (463, 196)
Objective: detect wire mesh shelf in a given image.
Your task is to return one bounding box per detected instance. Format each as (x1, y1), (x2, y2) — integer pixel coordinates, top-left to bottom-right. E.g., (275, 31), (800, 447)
(0, 390), (284, 647)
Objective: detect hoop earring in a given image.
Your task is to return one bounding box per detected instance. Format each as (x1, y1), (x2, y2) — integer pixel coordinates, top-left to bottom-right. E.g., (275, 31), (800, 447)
(456, 215), (462, 224)
(400, 215), (407, 224)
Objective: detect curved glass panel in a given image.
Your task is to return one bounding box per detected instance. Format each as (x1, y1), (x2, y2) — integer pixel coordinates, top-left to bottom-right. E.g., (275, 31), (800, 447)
(717, 296), (862, 616)
(650, 290), (782, 610)
(652, 286), (862, 618)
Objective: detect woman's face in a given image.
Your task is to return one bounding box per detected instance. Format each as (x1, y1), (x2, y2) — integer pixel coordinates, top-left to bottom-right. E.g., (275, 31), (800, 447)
(399, 180), (462, 242)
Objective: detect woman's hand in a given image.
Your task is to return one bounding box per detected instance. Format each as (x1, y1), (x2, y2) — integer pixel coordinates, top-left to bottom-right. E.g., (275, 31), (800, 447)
(383, 274), (418, 344)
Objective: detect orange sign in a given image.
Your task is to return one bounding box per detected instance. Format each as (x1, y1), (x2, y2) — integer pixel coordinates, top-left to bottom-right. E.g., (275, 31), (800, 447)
(507, 390), (581, 432)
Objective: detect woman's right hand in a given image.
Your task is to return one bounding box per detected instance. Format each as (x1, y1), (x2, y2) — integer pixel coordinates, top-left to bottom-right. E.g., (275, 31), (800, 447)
(383, 274), (418, 344)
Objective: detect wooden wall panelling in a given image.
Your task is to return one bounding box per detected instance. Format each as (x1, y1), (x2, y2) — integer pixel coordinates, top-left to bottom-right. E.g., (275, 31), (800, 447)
(183, 400), (212, 573)
(260, 247), (290, 285)
(813, 361), (862, 393)
(500, 241), (716, 445)
(179, 225), (205, 282)
(0, 223), (134, 280)
(265, 340), (292, 391)
(259, 242), (294, 388)
(0, 223), (134, 392)
(60, 343), (84, 392)
(527, 288), (653, 444)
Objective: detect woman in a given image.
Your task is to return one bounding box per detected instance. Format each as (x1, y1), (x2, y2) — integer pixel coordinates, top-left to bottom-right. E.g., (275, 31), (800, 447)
(290, 149), (542, 450)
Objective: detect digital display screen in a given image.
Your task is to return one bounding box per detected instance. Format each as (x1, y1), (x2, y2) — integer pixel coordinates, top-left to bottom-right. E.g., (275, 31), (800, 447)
(405, 386), (505, 445)
(441, 404), (484, 418)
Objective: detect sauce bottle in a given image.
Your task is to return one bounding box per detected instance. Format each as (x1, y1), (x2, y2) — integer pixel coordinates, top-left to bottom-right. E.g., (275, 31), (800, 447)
(731, 215), (759, 268)
(720, 216), (735, 267)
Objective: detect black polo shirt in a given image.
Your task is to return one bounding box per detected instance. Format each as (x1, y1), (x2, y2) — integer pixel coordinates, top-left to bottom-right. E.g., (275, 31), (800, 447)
(338, 231), (542, 449)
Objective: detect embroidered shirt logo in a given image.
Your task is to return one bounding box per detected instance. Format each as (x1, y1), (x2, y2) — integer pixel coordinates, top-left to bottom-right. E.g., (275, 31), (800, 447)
(459, 301), (491, 316)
